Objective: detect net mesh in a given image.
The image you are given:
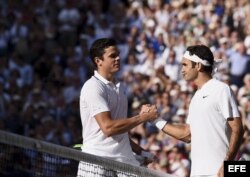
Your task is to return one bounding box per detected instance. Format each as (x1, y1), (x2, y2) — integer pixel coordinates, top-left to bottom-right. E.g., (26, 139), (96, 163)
(0, 143), (79, 177)
(0, 130), (174, 177)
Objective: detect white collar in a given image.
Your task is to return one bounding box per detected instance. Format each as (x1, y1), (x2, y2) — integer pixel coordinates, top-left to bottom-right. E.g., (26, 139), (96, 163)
(94, 70), (110, 84)
(94, 71), (120, 87)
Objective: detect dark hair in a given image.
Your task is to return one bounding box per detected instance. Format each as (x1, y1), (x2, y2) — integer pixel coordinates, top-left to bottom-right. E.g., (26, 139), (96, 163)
(89, 38), (117, 68)
(186, 45), (214, 73)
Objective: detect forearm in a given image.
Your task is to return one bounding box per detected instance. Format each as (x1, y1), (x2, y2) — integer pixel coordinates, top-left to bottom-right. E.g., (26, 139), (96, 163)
(96, 105), (158, 137)
(96, 113), (151, 137)
(225, 132), (243, 161)
(162, 123), (191, 143)
(106, 115), (145, 136)
(225, 120), (244, 160)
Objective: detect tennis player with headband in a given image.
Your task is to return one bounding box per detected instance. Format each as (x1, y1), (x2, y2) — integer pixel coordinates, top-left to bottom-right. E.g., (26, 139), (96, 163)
(153, 44), (244, 177)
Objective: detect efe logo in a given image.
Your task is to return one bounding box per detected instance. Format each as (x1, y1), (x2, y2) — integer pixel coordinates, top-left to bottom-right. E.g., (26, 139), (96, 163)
(228, 165), (246, 172)
(224, 161), (250, 177)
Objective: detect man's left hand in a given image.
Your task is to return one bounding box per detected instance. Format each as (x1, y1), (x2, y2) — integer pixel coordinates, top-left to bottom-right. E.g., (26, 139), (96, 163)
(217, 165), (224, 177)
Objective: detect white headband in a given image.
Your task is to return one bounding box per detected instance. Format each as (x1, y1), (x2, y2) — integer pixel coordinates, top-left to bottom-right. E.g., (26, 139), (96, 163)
(183, 51), (211, 66)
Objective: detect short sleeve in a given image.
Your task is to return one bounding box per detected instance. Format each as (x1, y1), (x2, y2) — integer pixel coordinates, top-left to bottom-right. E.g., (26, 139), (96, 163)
(81, 82), (110, 117)
(218, 85), (240, 119)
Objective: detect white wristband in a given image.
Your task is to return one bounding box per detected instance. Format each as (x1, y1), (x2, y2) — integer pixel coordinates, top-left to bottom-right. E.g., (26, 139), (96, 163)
(153, 118), (167, 130)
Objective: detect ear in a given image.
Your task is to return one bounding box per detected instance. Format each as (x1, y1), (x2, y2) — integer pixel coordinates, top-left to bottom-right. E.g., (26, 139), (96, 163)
(95, 57), (102, 67)
(196, 62), (202, 71)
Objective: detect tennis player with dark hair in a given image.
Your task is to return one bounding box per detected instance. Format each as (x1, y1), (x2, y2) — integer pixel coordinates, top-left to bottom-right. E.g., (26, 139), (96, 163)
(154, 45), (244, 177)
(77, 38), (158, 177)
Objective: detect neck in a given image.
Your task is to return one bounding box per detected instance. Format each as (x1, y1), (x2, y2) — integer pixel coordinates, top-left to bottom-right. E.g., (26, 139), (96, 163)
(97, 70), (114, 82)
(194, 74), (212, 89)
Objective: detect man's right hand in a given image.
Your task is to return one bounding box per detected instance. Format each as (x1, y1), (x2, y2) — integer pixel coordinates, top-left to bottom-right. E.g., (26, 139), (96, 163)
(140, 104), (158, 122)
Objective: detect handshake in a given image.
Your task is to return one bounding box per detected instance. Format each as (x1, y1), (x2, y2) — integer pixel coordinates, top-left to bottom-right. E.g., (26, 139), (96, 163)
(139, 104), (167, 130)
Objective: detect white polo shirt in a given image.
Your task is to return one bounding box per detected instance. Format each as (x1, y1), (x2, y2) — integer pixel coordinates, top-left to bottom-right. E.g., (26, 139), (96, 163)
(79, 71), (139, 166)
(187, 79), (240, 176)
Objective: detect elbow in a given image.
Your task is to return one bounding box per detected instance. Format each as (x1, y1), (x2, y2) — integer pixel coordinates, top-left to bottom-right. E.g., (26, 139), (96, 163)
(186, 137), (191, 143)
(101, 125), (114, 137)
(240, 125), (245, 137)
(180, 135), (191, 143)
(98, 119), (118, 137)
(105, 131), (114, 137)
(102, 128), (113, 137)
(238, 120), (245, 137)
(180, 125), (191, 143)
(103, 132), (112, 137)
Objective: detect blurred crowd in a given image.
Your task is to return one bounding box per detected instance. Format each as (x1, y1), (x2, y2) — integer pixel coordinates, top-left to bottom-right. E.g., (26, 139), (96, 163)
(0, 0), (250, 176)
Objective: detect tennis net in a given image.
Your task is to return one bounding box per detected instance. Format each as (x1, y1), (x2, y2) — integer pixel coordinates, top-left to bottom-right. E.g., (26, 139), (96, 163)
(0, 130), (175, 177)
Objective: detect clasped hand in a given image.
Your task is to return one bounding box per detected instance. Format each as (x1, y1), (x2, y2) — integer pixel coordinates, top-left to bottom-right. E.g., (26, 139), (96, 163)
(140, 104), (158, 121)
